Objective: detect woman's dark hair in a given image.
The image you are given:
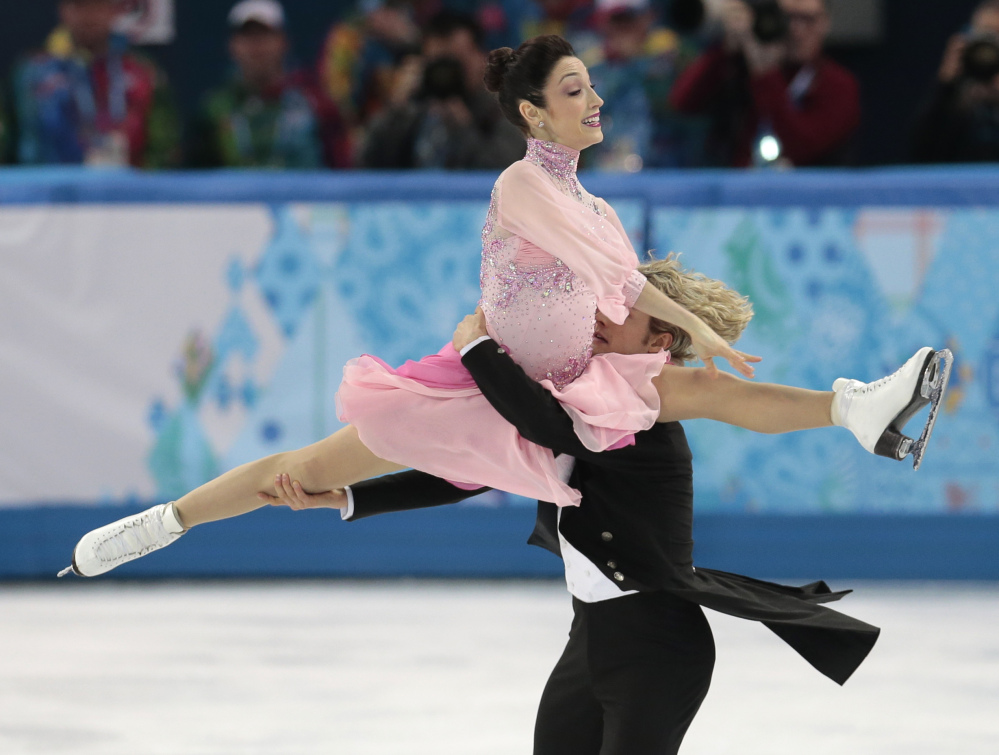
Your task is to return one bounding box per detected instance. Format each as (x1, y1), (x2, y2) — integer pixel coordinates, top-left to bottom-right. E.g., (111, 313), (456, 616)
(483, 35), (576, 136)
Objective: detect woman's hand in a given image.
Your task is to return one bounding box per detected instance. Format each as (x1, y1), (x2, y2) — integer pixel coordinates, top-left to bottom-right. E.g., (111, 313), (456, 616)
(633, 282), (760, 378)
(452, 307), (489, 352)
(257, 473), (348, 510)
(688, 321), (761, 379)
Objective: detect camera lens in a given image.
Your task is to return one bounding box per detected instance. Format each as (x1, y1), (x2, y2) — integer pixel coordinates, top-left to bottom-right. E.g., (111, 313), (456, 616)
(962, 37), (999, 82)
(751, 0), (789, 44)
(669, 0), (706, 34)
(421, 57), (466, 101)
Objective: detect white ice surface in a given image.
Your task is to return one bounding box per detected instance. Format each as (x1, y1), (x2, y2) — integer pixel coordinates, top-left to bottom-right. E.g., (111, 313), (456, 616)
(1, 580), (997, 754)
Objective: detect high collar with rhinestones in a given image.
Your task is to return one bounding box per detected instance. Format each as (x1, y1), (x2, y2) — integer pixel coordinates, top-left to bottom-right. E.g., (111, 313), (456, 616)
(525, 138), (580, 184)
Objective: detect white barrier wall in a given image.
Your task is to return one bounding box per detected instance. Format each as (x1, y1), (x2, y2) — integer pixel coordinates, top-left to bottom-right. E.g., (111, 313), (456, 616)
(2, 205), (278, 503)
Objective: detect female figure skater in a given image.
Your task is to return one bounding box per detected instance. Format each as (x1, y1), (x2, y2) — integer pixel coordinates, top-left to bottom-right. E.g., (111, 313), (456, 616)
(61, 37), (949, 578)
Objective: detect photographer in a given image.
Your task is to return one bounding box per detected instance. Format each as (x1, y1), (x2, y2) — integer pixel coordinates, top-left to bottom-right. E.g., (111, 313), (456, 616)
(584, 0), (713, 170)
(911, 0), (999, 163)
(669, 0), (859, 167)
(361, 11), (526, 170)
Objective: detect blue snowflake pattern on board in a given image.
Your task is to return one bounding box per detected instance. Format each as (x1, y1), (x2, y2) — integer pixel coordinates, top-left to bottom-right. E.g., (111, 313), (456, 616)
(334, 203), (485, 366)
(256, 206), (321, 338)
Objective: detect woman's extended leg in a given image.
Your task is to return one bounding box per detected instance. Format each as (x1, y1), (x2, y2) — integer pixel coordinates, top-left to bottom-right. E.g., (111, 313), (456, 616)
(174, 425), (404, 527)
(655, 366), (833, 433)
(656, 345), (951, 465)
(60, 425), (404, 577)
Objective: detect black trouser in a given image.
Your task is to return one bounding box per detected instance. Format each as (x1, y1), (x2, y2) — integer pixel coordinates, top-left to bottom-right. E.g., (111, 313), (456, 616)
(534, 591), (715, 755)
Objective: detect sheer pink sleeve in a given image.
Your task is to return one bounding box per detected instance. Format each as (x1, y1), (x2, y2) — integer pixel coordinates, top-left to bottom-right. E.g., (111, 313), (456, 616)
(600, 200), (648, 308)
(495, 162), (641, 324)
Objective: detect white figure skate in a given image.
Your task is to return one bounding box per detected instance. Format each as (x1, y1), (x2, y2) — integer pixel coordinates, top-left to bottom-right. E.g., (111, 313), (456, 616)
(832, 347), (953, 470)
(57, 502), (186, 577)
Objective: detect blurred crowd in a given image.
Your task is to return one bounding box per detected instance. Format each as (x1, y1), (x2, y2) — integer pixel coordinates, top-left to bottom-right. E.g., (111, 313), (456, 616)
(3, 0), (999, 171)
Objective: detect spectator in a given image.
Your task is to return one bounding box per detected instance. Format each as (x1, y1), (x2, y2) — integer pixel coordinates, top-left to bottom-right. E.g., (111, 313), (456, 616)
(473, 0), (524, 51)
(585, 0), (710, 170)
(7, 0), (179, 168)
(361, 10), (526, 169)
(189, 0), (348, 169)
(461, 0), (604, 63)
(669, 0), (859, 167)
(526, 0), (602, 58)
(317, 0), (423, 141)
(911, 0), (999, 163)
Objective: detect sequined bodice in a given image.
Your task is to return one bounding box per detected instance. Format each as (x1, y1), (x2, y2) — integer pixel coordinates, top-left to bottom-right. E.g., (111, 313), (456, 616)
(479, 139), (607, 390)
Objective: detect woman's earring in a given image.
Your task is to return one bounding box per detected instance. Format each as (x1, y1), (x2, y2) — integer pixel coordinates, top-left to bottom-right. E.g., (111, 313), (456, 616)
(538, 121), (545, 128)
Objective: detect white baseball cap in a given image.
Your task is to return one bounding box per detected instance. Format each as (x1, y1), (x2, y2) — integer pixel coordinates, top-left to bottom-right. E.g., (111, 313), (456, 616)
(228, 0), (285, 30)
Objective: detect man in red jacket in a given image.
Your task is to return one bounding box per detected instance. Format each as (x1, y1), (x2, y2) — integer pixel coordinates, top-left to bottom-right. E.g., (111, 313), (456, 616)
(669, 0), (859, 167)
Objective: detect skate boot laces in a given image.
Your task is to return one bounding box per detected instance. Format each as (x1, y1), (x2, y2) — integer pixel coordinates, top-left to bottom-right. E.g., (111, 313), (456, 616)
(853, 370), (897, 396)
(93, 509), (171, 569)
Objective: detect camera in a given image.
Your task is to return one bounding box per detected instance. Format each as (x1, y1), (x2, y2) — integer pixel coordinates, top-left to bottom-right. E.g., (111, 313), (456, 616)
(421, 56), (467, 101)
(668, 0), (706, 34)
(749, 0), (789, 44)
(962, 33), (999, 82)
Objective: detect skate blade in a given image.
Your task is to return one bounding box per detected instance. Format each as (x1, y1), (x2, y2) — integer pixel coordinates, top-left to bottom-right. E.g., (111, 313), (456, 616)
(57, 545), (84, 578)
(872, 349), (953, 468)
(920, 348), (946, 398)
(910, 349), (953, 470)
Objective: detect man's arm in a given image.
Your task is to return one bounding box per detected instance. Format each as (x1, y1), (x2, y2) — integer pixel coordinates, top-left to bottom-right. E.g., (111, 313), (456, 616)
(347, 470), (488, 521)
(295, 343), (587, 520)
(459, 344), (594, 458)
(260, 469), (488, 519)
(269, 312), (596, 519)
(451, 310), (602, 457)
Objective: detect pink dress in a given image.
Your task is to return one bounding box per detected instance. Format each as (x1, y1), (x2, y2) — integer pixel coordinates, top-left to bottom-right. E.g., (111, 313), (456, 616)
(337, 139), (670, 507)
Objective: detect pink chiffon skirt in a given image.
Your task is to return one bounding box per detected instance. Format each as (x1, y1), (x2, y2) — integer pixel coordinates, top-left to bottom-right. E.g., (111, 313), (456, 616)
(336, 343), (669, 508)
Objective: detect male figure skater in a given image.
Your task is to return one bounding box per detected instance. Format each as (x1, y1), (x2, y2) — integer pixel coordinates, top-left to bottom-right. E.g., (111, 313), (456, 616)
(267, 297), (938, 753)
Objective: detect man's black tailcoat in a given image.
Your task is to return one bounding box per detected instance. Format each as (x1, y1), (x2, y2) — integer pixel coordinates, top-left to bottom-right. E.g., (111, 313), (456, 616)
(348, 340), (880, 685)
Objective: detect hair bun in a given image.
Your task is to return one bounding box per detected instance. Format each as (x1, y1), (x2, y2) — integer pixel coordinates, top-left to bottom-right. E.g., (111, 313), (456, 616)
(484, 47), (516, 93)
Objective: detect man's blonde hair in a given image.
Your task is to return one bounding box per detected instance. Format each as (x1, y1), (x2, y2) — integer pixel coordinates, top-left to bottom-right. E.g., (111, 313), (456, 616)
(638, 253), (754, 364)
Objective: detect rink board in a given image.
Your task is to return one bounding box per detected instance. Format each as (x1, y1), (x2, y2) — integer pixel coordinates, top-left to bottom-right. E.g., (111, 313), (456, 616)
(2, 167), (998, 579)
(3, 505), (999, 580)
